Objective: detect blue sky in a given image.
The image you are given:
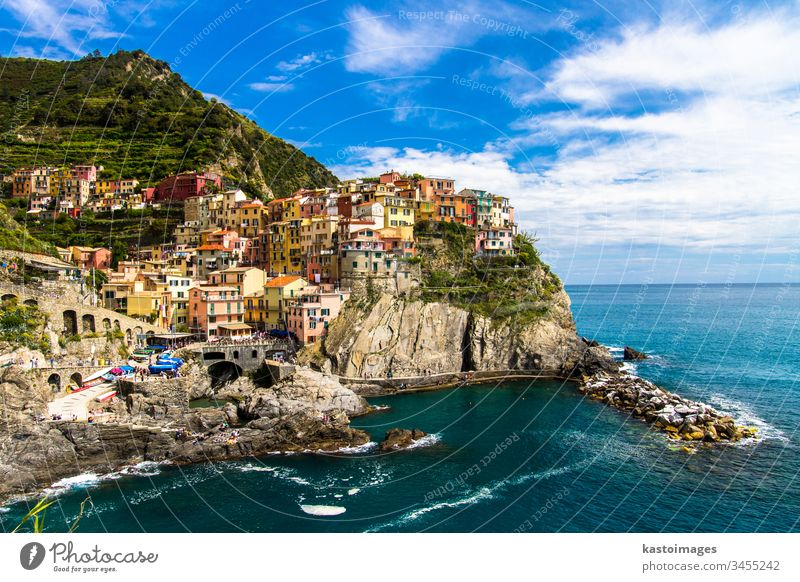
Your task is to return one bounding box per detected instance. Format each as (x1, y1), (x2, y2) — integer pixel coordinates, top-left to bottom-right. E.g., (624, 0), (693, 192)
(2, 0), (799, 284)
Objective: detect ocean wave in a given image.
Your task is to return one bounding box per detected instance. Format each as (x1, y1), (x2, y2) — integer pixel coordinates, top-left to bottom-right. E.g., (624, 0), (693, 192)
(367, 487), (493, 532)
(336, 441), (378, 454)
(44, 473), (105, 495)
(706, 393), (789, 443)
(347, 488), (360, 495)
(404, 433), (442, 450)
(506, 459), (592, 488)
(300, 504), (346, 516)
(117, 461), (165, 478)
(236, 463), (310, 486)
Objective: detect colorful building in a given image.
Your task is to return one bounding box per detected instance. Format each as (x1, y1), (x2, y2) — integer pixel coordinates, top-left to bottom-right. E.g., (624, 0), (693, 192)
(152, 171), (221, 202)
(189, 284), (246, 339)
(263, 275), (308, 330)
(286, 287), (350, 345)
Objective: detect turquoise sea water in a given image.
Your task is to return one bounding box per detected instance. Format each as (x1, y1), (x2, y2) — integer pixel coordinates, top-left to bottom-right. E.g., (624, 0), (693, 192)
(2, 283), (799, 532)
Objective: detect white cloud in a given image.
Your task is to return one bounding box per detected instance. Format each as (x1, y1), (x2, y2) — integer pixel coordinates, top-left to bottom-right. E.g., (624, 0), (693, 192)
(2, 0), (124, 55)
(546, 13), (800, 108)
(249, 82), (295, 93)
(276, 52), (331, 72)
(334, 10), (800, 282)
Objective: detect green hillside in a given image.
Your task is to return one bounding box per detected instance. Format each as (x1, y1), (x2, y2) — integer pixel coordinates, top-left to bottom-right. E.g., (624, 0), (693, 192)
(0, 49), (337, 197)
(0, 202), (57, 257)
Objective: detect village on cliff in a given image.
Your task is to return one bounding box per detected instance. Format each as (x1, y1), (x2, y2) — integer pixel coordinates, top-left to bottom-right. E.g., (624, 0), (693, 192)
(4, 165), (518, 345)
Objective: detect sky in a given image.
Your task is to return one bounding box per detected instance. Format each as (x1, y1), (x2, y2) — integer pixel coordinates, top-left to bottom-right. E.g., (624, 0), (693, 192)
(1, 0), (799, 284)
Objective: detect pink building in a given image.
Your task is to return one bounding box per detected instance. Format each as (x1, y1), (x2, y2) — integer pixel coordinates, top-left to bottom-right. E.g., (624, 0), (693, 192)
(300, 195), (326, 218)
(286, 287), (350, 345)
(189, 284), (247, 339)
(71, 164), (98, 182)
(475, 227), (515, 257)
(70, 246), (112, 270)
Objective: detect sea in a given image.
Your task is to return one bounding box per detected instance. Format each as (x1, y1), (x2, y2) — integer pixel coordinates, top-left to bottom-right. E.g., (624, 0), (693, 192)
(2, 283), (799, 532)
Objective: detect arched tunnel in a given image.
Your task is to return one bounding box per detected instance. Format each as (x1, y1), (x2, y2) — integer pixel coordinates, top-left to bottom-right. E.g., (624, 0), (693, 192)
(207, 360), (244, 389)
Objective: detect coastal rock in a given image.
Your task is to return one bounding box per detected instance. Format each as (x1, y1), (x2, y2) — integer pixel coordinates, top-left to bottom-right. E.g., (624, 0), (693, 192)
(623, 346), (648, 361)
(318, 291), (618, 379)
(379, 428), (428, 452)
(582, 371), (754, 444)
(239, 368), (367, 420)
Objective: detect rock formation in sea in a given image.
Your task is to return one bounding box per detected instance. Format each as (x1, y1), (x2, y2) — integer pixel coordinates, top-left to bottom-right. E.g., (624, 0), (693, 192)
(623, 346), (648, 361)
(379, 428), (429, 452)
(0, 362), (369, 502)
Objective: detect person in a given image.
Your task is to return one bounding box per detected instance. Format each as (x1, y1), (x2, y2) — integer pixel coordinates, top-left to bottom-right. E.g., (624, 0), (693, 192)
(50, 356), (55, 368)
(30, 358), (34, 369)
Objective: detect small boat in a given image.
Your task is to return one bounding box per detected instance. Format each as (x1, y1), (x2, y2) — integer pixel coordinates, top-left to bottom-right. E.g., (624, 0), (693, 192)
(80, 367), (114, 389)
(148, 363), (178, 374)
(96, 390), (118, 402)
(157, 357), (184, 366)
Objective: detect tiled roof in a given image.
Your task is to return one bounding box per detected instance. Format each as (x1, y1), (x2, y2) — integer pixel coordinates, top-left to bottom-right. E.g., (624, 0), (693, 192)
(266, 275), (304, 287)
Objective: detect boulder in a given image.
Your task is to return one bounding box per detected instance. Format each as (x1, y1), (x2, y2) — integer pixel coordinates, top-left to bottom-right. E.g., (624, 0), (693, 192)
(623, 346), (648, 361)
(379, 428), (428, 452)
(239, 368), (367, 420)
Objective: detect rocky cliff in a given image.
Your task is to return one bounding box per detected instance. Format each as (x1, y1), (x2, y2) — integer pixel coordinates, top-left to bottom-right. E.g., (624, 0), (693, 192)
(308, 222), (614, 380)
(315, 287), (607, 379)
(0, 366), (369, 502)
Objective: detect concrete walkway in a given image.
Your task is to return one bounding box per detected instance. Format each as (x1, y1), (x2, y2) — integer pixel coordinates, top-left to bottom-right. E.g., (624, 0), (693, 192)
(47, 382), (115, 421)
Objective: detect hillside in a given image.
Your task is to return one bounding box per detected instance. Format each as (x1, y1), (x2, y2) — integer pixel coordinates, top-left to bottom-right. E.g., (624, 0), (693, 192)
(4, 197), (182, 253)
(0, 49), (337, 197)
(0, 202), (57, 257)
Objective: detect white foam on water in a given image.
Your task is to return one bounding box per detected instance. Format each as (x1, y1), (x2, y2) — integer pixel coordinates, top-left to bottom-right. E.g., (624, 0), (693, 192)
(367, 487), (493, 531)
(347, 488), (360, 496)
(117, 461), (164, 478)
(506, 459), (592, 488)
(707, 393), (789, 443)
(404, 433), (442, 450)
(44, 473), (103, 495)
(300, 504), (346, 516)
(237, 463), (277, 473)
(336, 441), (378, 454)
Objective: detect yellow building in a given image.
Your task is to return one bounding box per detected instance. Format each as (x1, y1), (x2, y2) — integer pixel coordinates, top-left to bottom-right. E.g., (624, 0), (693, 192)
(244, 291), (267, 330)
(264, 275), (308, 329)
(414, 199), (435, 222)
(229, 202), (267, 238)
(208, 266), (267, 297)
(377, 193), (415, 227)
(267, 221), (290, 275)
(126, 290), (172, 328)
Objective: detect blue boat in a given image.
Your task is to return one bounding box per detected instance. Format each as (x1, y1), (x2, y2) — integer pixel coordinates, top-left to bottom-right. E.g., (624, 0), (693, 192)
(148, 363), (178, 374)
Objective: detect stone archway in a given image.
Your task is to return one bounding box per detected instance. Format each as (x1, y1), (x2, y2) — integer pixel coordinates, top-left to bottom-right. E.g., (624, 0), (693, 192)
(63, 310), (78, 336)
(102, 318), (111, 331)
(82, 314), (96, 333)
(113, 320), (121, 331)
(125, 329), (132, 343)
(47, 373), (61, 391)
(23, 298), (38, 307)
(1, 293), (17, 302)
(207, 360), (243, 388)
(134, 326), (143, 338)
(69, 372), (83, 388)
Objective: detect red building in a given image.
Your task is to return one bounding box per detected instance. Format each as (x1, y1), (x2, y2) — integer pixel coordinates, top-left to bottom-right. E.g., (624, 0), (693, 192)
(152, 172), (221, 201)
